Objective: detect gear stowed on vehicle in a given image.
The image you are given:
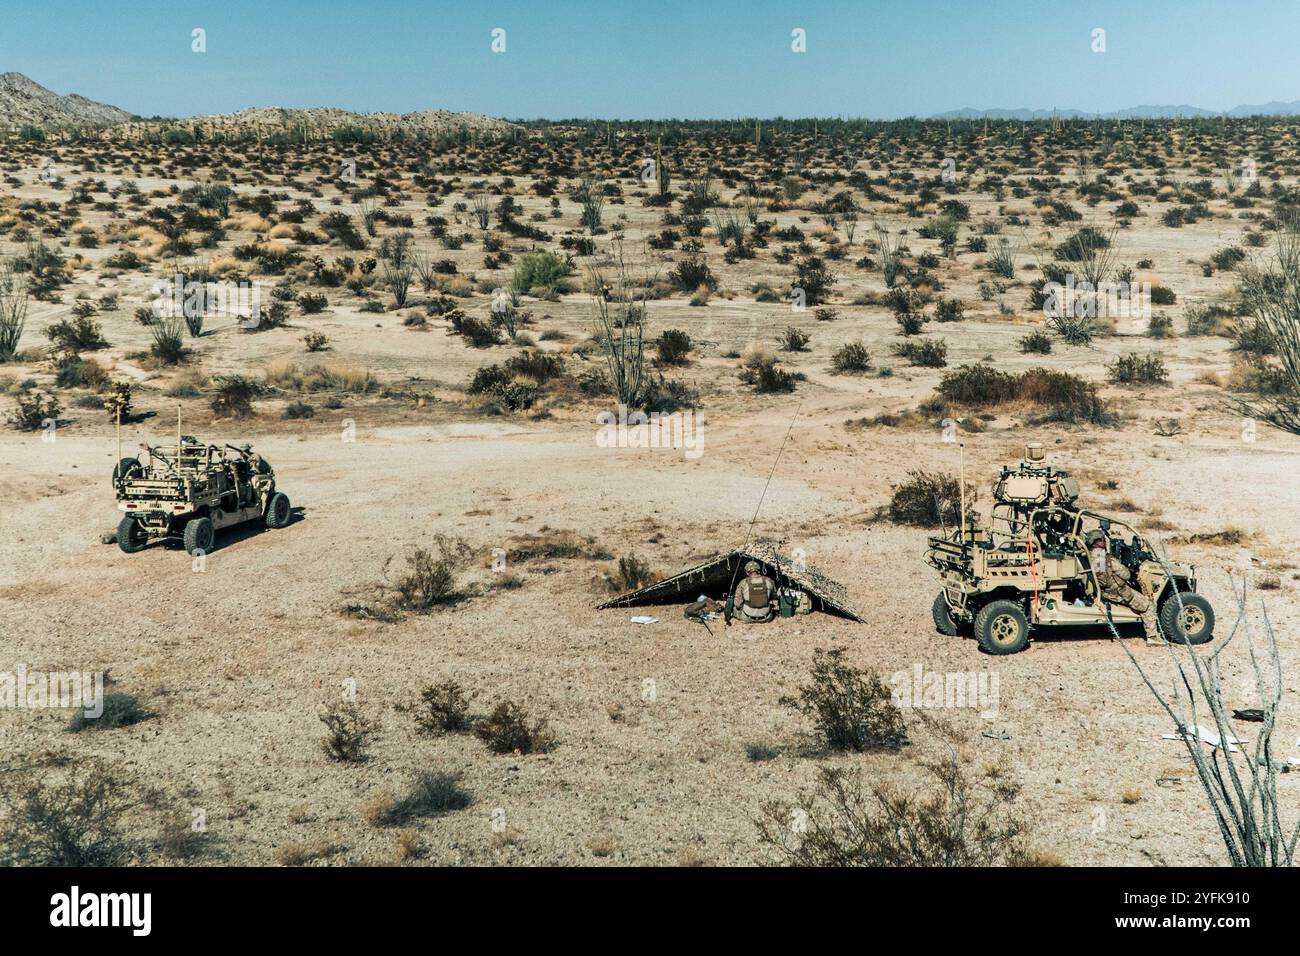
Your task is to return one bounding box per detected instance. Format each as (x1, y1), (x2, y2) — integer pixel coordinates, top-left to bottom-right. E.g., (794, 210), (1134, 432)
(112, 408), (292, 555)
(925, 443), (1214, 654)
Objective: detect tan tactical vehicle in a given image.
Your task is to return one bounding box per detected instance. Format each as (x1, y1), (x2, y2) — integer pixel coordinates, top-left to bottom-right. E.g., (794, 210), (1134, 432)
(925, 443), (1214, 654)
(113, 434), (291, 554)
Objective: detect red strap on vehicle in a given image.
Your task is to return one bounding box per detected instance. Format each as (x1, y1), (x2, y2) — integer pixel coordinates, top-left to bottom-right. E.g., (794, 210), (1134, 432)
(1027, 534), (1039, 616)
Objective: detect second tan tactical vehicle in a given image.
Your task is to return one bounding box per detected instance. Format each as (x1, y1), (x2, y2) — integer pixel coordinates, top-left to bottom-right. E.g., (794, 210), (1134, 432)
(925, 443), (1214, 654)
(113, 435), (291, 554)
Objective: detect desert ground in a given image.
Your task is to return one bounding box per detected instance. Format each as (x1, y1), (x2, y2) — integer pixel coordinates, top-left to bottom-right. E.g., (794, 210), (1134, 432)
(1, 118), (1298, 865)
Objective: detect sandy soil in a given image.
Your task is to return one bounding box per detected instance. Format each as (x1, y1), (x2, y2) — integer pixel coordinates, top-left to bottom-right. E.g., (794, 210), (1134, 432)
(1, 132), (1298, 866)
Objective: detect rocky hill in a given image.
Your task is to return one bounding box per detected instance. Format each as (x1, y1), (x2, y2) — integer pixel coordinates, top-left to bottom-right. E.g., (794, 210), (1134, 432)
(0, 72), (513, 136)
(0, 72), (133, 127)
(185, 105), (514, 137)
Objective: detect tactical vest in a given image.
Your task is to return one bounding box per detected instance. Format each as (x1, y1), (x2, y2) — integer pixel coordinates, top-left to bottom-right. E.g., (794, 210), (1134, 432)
(742, 576), (772, 615)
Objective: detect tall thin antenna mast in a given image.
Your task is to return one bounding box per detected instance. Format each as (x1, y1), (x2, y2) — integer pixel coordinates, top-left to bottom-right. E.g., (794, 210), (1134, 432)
(958, 441), (967, 545)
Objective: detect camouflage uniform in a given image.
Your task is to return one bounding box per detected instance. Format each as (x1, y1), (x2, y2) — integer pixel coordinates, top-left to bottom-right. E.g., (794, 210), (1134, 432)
(1089, 539), (1161, 642)
(731, 562), (777, 623)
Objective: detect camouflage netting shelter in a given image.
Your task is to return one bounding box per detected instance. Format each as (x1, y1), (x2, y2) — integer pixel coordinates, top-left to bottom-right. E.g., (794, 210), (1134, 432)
(596, 539), (863, 622)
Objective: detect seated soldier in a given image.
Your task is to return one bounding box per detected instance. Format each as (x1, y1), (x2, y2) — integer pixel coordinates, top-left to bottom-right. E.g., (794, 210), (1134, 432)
(1086, 529), (1163, 645)
(728, 560), (777, 624)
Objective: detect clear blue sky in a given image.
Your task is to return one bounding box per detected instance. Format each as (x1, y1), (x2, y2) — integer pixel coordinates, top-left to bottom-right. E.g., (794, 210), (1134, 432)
(2, 0), (1296, 119)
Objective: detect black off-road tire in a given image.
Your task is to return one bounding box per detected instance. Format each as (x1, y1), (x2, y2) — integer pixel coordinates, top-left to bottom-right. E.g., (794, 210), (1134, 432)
(116, 515), (148, 554)
(265, 492), (291, 529)
(932, 593), (960, 636)
(182, 516), (214, 555)
(113, 457), (141, 483)
(1159, 592), (1214, 645)
(974, 599), (1031, 655)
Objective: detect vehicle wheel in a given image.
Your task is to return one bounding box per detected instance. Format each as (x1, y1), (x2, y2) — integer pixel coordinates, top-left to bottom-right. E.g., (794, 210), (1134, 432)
(116, 515), (148, 554)
(182, 516), (214, 555)
(932, 593), (960, 636)
(265, 492), (291, 529)
(1160, 592), (1215, 645)
(975, 600), (1031, 655)
(113, 457), (141, 483)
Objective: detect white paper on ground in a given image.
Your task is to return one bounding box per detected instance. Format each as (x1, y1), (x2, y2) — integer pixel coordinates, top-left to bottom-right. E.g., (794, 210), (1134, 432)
(1163, 724), (1244, 752)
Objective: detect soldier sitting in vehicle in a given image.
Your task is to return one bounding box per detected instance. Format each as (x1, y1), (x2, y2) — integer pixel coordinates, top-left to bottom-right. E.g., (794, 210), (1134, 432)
(1086, 529), (1163, 645)
(726, 560), (777, 624)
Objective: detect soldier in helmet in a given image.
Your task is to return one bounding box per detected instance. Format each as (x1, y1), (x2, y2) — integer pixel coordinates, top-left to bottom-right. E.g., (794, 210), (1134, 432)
(1086, 529), (1163, 644)
(727, 560), (777, 624)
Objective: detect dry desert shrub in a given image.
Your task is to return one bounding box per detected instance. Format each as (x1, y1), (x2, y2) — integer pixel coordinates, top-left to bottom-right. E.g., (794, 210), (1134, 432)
(782, 647), (907, 753)
(209, 374), (262, 418)
(273, 839), (341, 867)
(364, 772), (472, 828)
(411, 679), (473, 735)
(158, 813), (208, 861)
(8, 389), (59, 432)
(1107, 351), (1169, 385)
(832, 341), (871, 373)
(604, 553), (658, 592)
(887, 470), (971, 528)
(67, 691), (153, 732)
(508, 528), (613, 562)
(474, 700), (557, 755)
(937, 364), (1111, 424)
(0, 756), (136, 866)
(756, 755), (1031, 866)
(320, 701), (376, 763)
(263, 361), (375, 393)
(891, 337), (948, 368)
(387, 536), (472, 611)
(392, 829), (421, 863)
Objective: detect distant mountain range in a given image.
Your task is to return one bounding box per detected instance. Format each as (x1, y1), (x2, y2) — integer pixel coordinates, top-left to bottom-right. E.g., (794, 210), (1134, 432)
(932, 102), (1300, 120)
(7, 70), (1300, 128)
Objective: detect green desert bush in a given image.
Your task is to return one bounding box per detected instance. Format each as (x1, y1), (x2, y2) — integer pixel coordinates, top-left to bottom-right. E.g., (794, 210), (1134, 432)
(832, 341), (871, 372)
(150, 315), (188, 364)
(892, 338), (948, 368)
(1018, 329), (1053, 354)
(511, 251), (568, 294)
(8, 390), (59, 431)
(780, 327), (811, 352)
(46, 314), (108, 352)
(656, 329), (693, 365)
(1107, 352), (1169, 385)
(210, 375), (261, 418)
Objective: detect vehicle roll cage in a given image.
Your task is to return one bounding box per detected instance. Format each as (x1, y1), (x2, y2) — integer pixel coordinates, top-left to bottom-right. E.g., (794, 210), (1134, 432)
(973, 503), (1148, 607)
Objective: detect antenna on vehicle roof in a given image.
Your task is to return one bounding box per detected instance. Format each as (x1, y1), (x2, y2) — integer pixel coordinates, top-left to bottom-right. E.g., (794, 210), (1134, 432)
(177, 405), (182, 466)
(958, 440), (967, 546)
